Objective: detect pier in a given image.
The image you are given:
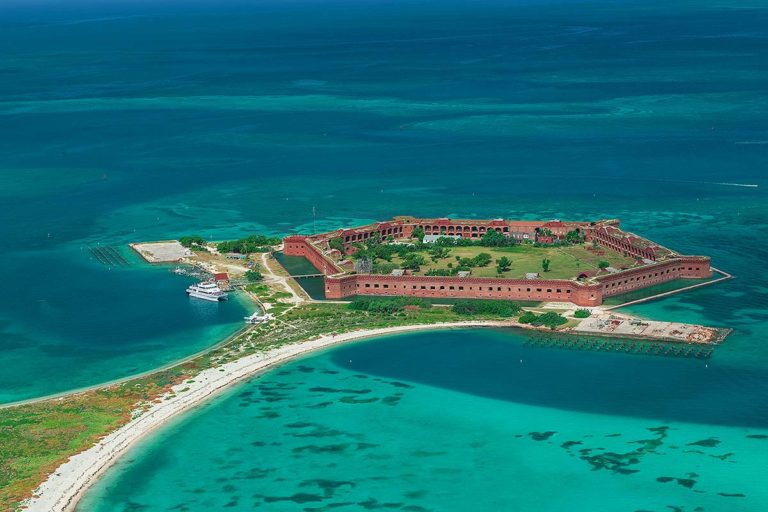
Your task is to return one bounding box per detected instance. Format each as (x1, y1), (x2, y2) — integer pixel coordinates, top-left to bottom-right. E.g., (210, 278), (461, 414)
(89, 246), (131, 267)
(522, 332), (716, 359)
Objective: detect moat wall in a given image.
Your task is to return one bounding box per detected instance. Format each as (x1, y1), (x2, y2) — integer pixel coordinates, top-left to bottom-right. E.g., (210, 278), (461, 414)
(284, 227), (712, 307)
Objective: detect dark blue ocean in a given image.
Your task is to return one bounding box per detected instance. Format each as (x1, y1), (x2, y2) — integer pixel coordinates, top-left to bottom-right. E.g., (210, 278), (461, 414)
(1, 0), (767, 509)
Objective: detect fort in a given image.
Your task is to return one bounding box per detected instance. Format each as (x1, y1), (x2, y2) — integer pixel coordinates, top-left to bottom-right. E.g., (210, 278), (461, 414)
(283, 216), (712, 307)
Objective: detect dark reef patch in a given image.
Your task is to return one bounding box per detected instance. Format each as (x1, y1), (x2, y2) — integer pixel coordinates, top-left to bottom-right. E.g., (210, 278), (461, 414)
(309, 387), (372, 394)
(686, 438), (720, 448)
(357, 498), (405, 509)
(339, 396), (379, 404)
(529, 431), (557, 441)
(259, 492), (325, 504)
(381, 396), (402, 406)
(308, 401), (335, 409)
(300, 479), (356, 498)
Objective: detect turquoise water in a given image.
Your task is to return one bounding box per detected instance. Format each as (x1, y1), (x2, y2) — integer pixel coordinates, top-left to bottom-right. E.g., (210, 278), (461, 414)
(80, 329), (768, 512)
(1, 0), (767, 403)
(2, 0), (768, 508)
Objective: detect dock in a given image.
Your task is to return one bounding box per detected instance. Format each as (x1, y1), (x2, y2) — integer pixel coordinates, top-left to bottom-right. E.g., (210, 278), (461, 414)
(573, 312), (730, 345)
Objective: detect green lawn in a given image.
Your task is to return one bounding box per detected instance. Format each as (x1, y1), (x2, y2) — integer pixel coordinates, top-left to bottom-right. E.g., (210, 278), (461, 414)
(391, 243), (637, 280)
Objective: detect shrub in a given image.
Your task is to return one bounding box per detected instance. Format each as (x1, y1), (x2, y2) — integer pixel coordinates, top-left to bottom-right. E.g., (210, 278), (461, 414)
(349, 297), (431, 314)
(372, 262), (400, 275)
(245, 269), (263, 282)
(574, 309), (591, 318)
(217, 234), (281, 254)
(452, 300), (521, 317)
(518, 311), (538, 324)
(329, 237), (345, 253)
(534, 311), (568, 329)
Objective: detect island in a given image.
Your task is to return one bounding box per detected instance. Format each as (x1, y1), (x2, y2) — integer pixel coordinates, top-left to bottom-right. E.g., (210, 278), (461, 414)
(4, 216), (732, 512)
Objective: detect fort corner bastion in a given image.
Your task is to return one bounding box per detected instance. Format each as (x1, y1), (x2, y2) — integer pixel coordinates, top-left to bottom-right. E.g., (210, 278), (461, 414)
(283, 216), (711, 307)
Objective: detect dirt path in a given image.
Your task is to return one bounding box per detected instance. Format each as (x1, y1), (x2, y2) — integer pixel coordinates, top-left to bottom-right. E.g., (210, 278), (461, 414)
(259, 250), (307, 306)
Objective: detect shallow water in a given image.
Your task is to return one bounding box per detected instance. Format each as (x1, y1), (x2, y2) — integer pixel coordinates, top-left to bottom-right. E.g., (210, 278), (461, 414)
(3, 0), (768, 508)
(79, 329), (768, 512)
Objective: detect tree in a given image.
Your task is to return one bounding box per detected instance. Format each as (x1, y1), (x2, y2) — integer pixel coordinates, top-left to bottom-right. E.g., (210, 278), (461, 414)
(328, 237), (345, 253)
(179, 235), (205, 248)
(496, 256), (512, 274)
(565, 230), (584, 244)
(542, 258), (551, 272)
(245, 269), (262, 282)
(401, 253), (426, 271)
(574, 309), (591, 318)
(428, 245), (451, 262)
(473, 252), (492, 267)
(411, 226), (425, 241)
(598, 260), (610, 269)
(591, 240), (599, 249)
(480, 229), (509, 247)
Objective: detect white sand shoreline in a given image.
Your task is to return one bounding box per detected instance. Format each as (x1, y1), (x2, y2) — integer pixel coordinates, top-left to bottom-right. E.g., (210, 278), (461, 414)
(23, 320), (511, 512)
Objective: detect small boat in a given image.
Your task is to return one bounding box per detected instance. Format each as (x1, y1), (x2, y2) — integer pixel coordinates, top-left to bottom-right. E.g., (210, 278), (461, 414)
(186, 281), (228, 302)
(244, 312), (273, 324)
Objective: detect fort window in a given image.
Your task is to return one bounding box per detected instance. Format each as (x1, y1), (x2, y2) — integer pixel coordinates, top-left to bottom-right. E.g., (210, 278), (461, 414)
(556, 289), (561, 293)
(459, 286), (464, 290)
(412, 286), (417, 290)
(497, 287), (502, 291)
(526, 288), (531, 292)
(365, 284), (370, 288)
(536, 288), (542, 292)
(440, 286), (445, 290)
(421, 286), (426, 290)
(449, 286), (455, 290)
(374, 284), (379, 288)
(430, 286), (435, 290)
(547, 289), (552, 293)
(383, 284), (389, 289)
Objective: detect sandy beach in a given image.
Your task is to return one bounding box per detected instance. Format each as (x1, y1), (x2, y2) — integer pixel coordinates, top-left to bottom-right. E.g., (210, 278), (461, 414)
(23, 320), (511, 512)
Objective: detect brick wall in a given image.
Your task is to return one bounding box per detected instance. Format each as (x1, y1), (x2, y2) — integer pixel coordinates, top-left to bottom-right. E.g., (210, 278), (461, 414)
(283, 236), (342, 275)
(324, 274), (604, 306)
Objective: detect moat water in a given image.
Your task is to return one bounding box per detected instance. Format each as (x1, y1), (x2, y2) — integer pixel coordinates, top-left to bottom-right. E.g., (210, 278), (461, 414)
(1, 0), (767, 509)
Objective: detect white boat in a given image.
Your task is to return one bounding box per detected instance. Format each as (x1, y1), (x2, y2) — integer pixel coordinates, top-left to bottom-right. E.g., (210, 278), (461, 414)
(244, 312), (273, 324)
(186, 281), (228, 302)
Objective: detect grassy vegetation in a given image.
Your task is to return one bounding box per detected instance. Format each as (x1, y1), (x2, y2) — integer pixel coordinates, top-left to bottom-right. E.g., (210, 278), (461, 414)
(390, 243), (636, 280)
(0, 366), (197, 509)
